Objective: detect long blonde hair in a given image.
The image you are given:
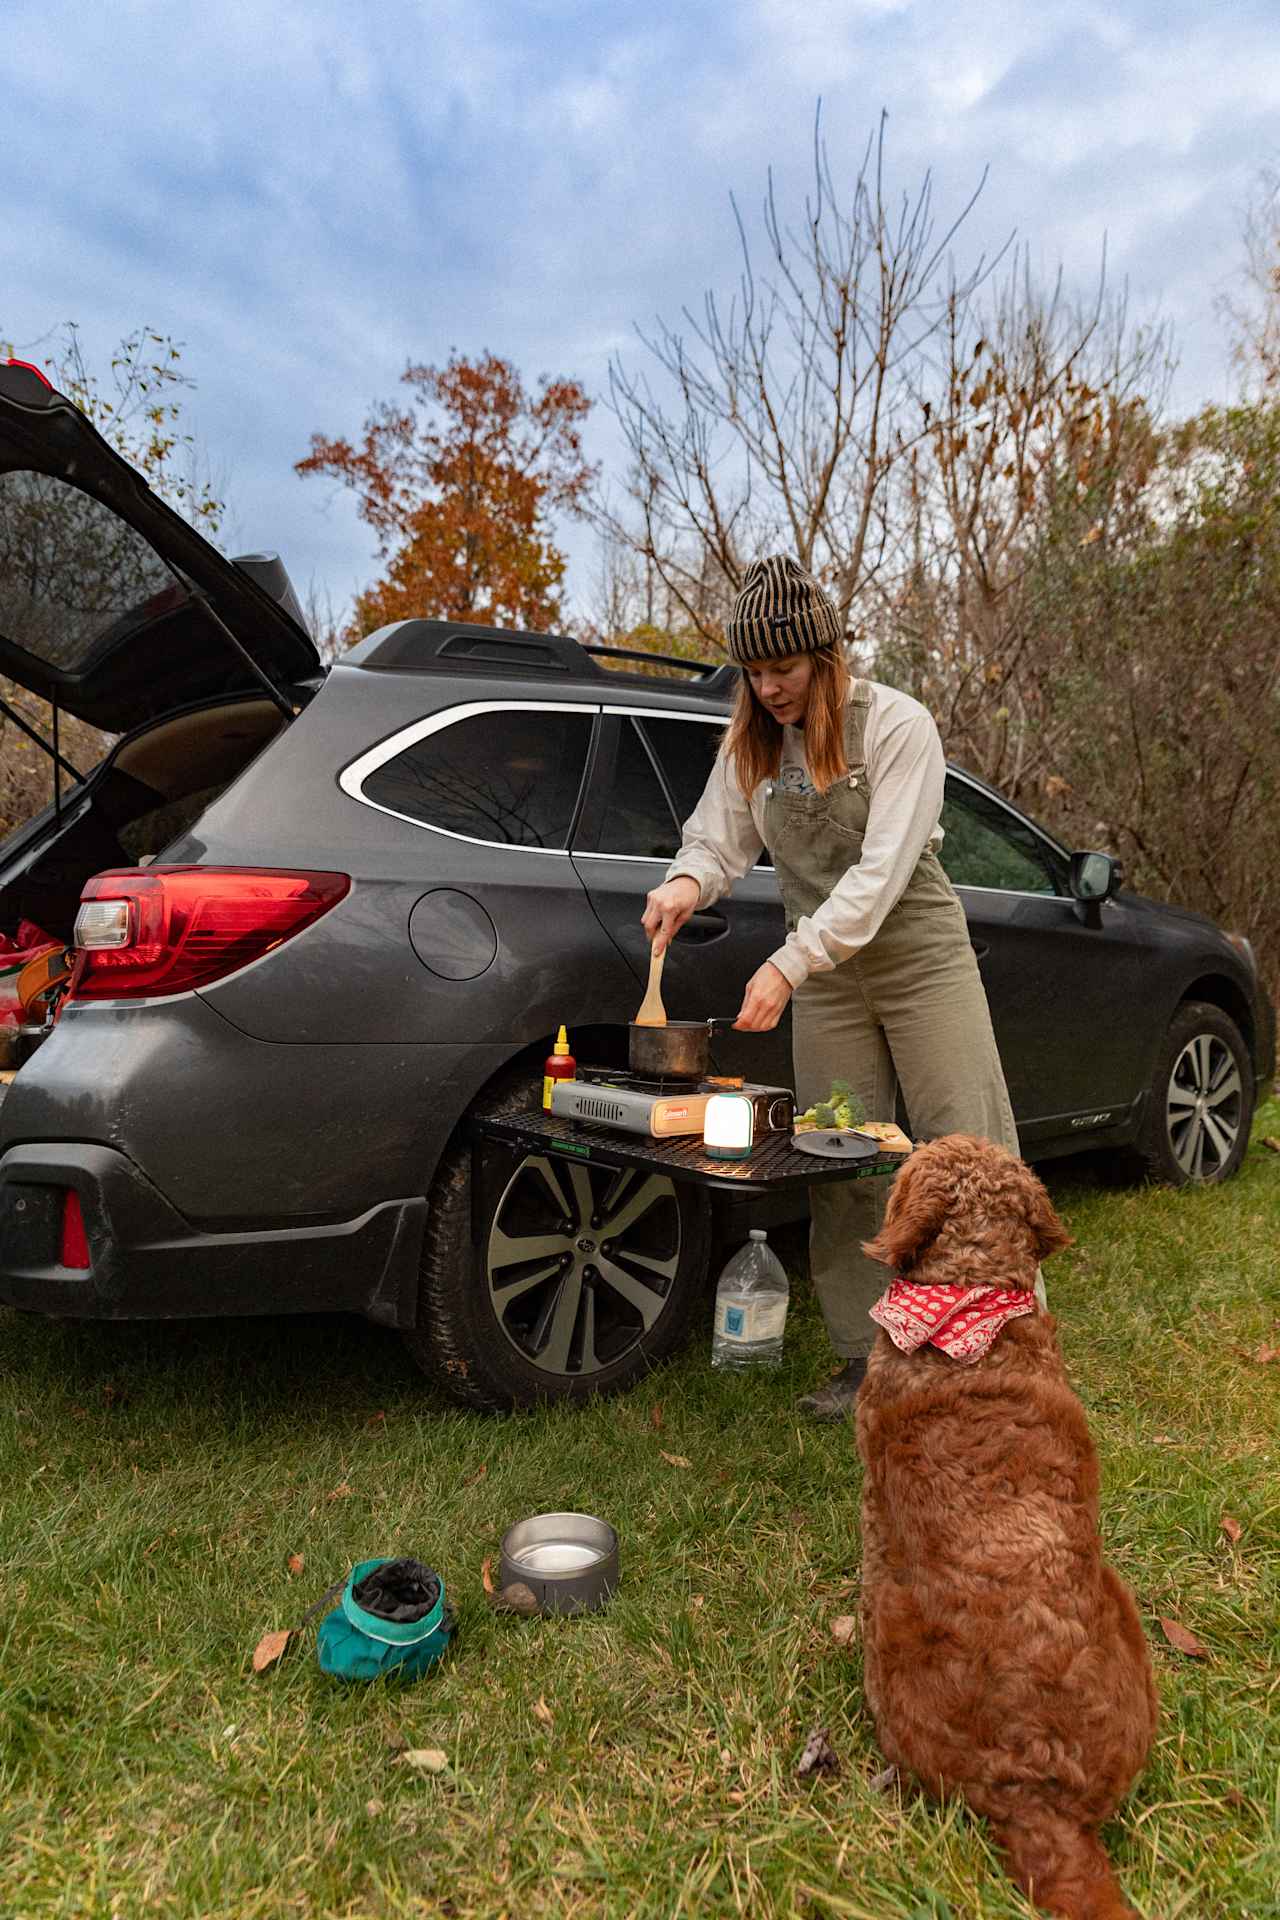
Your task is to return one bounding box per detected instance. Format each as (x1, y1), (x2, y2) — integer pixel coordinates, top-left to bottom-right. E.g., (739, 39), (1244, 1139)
(723, 647), (850, 797)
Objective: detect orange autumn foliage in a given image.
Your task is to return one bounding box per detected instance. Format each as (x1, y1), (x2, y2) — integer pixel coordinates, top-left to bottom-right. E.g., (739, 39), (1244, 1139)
(297, 353), (594, 638)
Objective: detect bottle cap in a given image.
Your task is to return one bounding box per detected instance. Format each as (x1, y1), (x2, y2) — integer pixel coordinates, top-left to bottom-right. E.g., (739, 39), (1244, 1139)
(749, 1228), (767, 1241)
(554, 1025), (570, 1054)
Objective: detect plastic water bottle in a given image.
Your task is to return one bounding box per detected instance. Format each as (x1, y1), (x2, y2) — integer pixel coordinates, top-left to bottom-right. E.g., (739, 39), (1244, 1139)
(711, 1229), (789, 1370)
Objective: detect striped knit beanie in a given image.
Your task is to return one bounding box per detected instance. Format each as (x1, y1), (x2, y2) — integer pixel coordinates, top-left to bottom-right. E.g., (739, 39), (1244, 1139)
(725, 555), (842, 664)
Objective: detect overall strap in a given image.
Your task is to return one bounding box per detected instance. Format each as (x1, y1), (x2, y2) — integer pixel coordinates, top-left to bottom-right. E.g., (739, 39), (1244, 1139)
(843, 678), (872, 766)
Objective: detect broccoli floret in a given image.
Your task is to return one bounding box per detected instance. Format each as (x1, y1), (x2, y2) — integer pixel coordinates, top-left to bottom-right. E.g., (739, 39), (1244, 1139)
(829, 1081), (866, 1125)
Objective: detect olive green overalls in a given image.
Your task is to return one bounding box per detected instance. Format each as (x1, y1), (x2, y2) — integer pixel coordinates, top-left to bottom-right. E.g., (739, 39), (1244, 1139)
(763, 680), (1022, 1359)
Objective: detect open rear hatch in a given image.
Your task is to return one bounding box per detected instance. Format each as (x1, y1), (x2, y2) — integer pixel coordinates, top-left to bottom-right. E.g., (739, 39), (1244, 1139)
(0, 360), (324, 962)
(0, 358), (319, 732)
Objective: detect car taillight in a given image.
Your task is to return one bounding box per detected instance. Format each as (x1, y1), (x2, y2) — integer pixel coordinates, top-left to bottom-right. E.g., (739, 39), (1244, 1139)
(69, 867), (350, 1001)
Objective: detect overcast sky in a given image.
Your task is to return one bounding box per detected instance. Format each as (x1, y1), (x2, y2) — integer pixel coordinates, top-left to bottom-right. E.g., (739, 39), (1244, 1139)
(4, 0), (1276, 627)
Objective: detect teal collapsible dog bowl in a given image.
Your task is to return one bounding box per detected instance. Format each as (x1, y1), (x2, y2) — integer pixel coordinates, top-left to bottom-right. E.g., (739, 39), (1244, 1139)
(316, 1556), (453, 1681)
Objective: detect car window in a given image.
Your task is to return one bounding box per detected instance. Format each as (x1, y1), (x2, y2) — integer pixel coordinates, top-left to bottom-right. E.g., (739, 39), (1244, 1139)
(361, 708), (592, 849)
(598, 719), (679, 858)
(639, 716), (722, 829)
(939, 778), (1063, 895)
(0, 469), (176, 671)
(640, 714), (774, 871)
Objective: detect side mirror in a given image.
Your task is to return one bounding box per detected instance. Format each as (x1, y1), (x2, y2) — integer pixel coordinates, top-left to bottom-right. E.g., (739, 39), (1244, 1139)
(1069, 850), (1122, 924)
(1069, 851), (1122, 901)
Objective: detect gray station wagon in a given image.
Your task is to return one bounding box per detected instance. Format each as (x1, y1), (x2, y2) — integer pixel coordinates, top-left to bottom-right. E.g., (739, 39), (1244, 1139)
(0, 360), (1272, 1409)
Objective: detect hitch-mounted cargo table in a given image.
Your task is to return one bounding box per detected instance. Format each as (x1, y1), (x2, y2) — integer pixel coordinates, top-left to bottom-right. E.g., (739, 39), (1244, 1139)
(467, 1104), (901, 1241)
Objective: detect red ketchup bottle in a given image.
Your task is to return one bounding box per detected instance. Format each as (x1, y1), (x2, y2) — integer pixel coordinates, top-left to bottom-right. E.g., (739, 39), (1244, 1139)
(542, 1025), (576, 1111)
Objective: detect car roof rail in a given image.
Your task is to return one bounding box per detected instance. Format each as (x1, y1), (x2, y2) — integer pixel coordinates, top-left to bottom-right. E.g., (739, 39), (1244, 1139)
(345, 619), (594, 677)
(344, 618), (739, 694)
(579, 642), (735, 690)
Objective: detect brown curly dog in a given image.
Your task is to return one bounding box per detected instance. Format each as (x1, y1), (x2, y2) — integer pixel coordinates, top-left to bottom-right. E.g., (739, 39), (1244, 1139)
(855, 1134), (1158, 1920)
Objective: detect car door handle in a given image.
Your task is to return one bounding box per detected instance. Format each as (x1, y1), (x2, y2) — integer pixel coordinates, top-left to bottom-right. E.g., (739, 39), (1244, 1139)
(680, 910), (730, 944)
(970, 939), (989, 959)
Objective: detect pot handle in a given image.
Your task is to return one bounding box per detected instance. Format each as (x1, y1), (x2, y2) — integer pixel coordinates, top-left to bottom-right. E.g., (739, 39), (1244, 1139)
(705, 1016), (740, 1033)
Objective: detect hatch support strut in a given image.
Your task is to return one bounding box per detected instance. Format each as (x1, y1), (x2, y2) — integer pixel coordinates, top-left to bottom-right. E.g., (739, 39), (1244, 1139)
(0, 691), (86, 789)
(186, 591), (296, 722)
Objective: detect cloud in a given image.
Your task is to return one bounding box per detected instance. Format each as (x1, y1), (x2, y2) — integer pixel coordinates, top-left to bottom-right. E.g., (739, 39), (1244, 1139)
(3, 0), (1274, 620)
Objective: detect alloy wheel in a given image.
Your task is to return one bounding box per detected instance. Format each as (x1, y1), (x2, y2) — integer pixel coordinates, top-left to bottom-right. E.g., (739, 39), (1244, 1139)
(1166, 1032), (1244, 1180)
(486, 1155), (683, 1378)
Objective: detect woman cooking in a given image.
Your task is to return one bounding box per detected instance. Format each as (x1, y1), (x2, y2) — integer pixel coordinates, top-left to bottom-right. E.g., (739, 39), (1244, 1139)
(642, 555), (1023, 1420)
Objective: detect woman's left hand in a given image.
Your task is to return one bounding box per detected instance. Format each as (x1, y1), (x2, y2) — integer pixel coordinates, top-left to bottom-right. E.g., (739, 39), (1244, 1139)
(733, 961), (793, 1032)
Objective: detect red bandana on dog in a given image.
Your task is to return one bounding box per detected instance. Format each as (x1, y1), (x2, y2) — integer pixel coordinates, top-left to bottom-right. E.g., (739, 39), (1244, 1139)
(870, 1279), (1035, 1364)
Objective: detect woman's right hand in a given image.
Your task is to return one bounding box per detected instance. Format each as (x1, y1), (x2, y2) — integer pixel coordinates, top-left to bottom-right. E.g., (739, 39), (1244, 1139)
(641, 875), (701, 952)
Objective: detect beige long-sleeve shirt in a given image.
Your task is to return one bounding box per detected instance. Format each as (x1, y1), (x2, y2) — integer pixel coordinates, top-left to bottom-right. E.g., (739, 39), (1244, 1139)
(665, 677), (946, 989)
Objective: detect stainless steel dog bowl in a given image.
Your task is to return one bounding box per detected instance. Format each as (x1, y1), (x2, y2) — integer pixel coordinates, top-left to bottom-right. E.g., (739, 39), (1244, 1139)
(499, 1511), (619, 1615)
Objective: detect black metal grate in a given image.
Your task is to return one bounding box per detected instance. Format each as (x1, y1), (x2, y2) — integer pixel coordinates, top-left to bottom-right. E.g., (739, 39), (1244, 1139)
(469, 1103), (900, 1195)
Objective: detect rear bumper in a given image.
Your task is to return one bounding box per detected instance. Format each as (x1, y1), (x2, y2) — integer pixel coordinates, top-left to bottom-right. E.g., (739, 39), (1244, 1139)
(0, 1140), (425, 1326)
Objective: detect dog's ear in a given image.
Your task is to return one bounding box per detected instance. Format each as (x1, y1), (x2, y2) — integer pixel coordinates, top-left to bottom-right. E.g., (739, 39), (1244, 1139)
(862, 1147), (952, 1271)
(1019, 1164), (1072, 1262)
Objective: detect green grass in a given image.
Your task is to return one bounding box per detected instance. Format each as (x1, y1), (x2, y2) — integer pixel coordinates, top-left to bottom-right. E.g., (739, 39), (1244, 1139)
(2, 1107), (1278, 1919)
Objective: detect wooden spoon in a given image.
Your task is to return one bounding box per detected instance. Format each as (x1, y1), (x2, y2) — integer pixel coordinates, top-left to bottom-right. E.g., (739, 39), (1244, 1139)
(634, 940), (668, 1027)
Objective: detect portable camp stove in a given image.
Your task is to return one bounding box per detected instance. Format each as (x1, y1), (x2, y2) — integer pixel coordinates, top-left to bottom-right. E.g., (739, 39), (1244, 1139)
(550, 1065), (795, 1140)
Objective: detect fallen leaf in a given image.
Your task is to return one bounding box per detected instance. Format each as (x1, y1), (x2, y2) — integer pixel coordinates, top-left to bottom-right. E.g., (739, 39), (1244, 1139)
(690, 1594), (705, 1611)
(869, 1764), (899, 1793)
(1250, 1346), (1279, 1365)
(532, 1695), (554, 1728)
(252, 1628), (292, 1673)
(481, 1555), (496, 1596)
(1152, 1434), (1177, 1445)
(1221, 1514), (1243, 1544)
(365, 1798), (384, 1817)
(366, 1410), (386, 1428)
(401, 1748), (448, 1773)
(327, 1481), (353, 1502)
(287, 1552), (305, 1576)
(490, 1581), (540, 1617)
(1260, 1136), (1280, 1154)
(795, 1724), (840, 1778)
(659, 1450), (691, 1470)
(1160, 1617), (1209, 1659)
(829, 1615), (858, 1647)
(463, 1461), (487, 1487)
(385, 1730), (409, 1753)
(649, 1402), (663, 1431)
(726, 1788), (747, 1804)
(1223, 1786), (1248, 1810)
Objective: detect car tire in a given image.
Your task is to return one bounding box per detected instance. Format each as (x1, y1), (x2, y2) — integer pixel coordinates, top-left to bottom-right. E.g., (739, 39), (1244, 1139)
(1130, 1000), (1255, 1186)
(405, 1076), (712, 1411)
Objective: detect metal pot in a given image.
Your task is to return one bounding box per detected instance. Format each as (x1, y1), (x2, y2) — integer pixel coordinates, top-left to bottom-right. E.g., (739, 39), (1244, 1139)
(628, 1016), (737, 1080)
